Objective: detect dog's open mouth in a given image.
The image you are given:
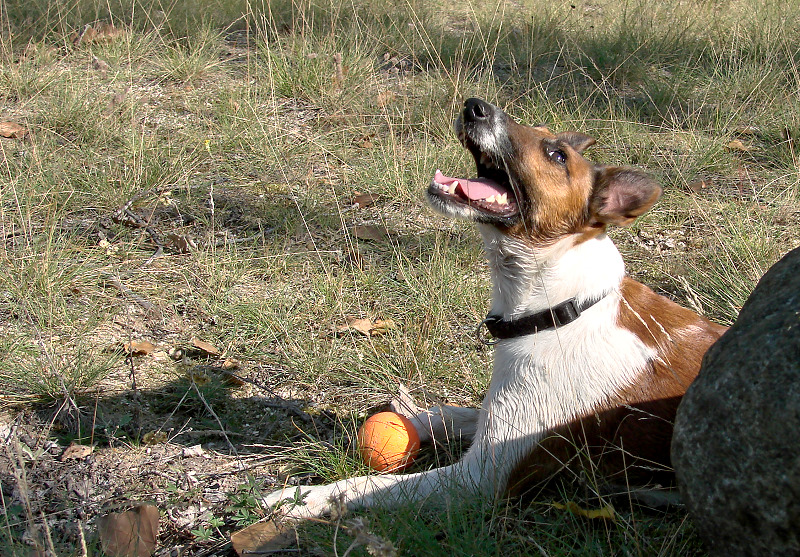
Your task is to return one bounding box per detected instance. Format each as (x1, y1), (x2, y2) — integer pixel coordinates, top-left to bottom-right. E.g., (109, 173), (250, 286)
(430, 155), (519, 219)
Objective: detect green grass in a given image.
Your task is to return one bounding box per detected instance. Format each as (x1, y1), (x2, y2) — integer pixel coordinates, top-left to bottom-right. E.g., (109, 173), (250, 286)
(0, 0), (799, 554)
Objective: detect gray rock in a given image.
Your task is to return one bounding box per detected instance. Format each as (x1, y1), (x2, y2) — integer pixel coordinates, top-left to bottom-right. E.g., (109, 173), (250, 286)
(672, 246), (800, 556)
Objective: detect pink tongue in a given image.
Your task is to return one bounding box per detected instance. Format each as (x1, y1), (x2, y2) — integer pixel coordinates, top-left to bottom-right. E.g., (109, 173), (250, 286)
(434, 170), (507, 201)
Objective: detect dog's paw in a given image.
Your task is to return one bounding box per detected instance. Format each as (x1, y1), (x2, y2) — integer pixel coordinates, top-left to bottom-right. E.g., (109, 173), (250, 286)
(262, 484), (341, 520)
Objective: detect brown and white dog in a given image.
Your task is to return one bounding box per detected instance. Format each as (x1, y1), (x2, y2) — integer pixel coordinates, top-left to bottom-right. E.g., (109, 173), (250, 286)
(264, 98), (726, 518)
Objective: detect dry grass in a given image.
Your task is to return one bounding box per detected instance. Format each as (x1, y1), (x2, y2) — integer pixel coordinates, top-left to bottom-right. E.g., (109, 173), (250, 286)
(0, 0), (798, 554)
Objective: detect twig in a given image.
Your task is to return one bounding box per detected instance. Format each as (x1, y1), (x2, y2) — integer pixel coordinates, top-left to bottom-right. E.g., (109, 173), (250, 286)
(111, 194), (167, 262)
(189, 381), (239, 456)
(183, 539), (232, 557)
(105, 275), (157, 313)
(142, 245), (164, 267)
(161, 389), (193, 438)
(171, 429), (250, 439)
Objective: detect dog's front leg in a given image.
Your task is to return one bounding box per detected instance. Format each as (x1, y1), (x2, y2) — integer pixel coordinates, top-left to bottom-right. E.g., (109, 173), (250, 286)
(263, 396), (545, 519)
(263, 456), (490, 520)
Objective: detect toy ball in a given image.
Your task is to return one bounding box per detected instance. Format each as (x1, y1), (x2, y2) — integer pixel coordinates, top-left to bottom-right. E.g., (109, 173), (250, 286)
(357, 411), (421, 472)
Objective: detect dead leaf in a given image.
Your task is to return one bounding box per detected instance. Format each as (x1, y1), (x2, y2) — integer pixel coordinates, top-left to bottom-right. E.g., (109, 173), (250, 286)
(342, 245), (365, 270)
(60, 442), (94, 462)
(166, 233), (196, 254)
(93, 55), (110, 73)
(352, 225), (388, 241)
(123, 340), (155, 356)
(552, 501), (615, 521)
(726, 139), (755, 152)
(0, 122), (27, 139)
(337, 317), (397, 337)
(182, 444), (204, 458)
(222, 371), (246, 386)
(104, 89), (129, 116)
(351, 192), (380, 208)
(376, 90), (397, 107)
(687, 180), (708, 193)
(97, 504), (159, 557)
(221, 358), (240, 370)
(141, 431), (168, 445)
(72, 22), (125, 46)
(340, 317), (374, 336)
(231, 519), (296, 556)
(371, 319), (396, 335)
(191, 337), (220, 357)
(354, 134), (375, 149)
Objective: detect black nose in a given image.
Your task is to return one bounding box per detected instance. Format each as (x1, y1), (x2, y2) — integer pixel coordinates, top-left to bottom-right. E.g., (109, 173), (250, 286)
(464, 98), (493, 122)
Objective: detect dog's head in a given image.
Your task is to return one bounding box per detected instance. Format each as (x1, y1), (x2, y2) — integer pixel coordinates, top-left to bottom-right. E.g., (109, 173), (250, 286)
(428, 98), (662, 244)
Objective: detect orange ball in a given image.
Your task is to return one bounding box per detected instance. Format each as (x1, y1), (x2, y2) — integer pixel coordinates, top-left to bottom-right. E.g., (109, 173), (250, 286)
(357, 411), (421, 472)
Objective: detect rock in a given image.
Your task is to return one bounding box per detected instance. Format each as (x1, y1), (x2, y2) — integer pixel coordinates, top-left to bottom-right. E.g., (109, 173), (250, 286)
(672, 246), (800, 556)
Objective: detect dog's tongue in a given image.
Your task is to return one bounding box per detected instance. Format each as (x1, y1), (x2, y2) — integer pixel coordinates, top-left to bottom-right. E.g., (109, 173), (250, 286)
(434, 170), (507, 201)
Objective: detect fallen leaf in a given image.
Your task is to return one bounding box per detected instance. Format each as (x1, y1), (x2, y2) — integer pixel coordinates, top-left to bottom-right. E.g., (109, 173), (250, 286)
(352, 225), (388, 241)
(60, 442), (93, 462)
(104, 90), (128, 116)
(337, 317), (397, 337)
(351, 192), (380, 208)
(93, 55), (110, 73)
(0, 122), (27, 139)
(231, 520), (296, 556)
(354, 133), (376, 149)
(123, 340), (155, 356)
(552, 501), (615, 521)
(376, 90), (397, 107)
(726, 139), (755, 152)
(166, 233), (196, 254)
(191, 337), (220, 357)
(141, 431), (168, 445)
(221, 358), (240, 370)
(687, 180), (707, 193)
(342, 245), (365, 270)
(182, 444), (204, 458)
(340, 317), (374, 336)
(97, 504), (159, 557)
(371, 318), (396, 335)
(72, 22), (125, 46)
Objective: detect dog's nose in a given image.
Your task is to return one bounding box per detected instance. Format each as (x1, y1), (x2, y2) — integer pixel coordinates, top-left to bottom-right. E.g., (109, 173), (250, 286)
(463, 98), (493, 122)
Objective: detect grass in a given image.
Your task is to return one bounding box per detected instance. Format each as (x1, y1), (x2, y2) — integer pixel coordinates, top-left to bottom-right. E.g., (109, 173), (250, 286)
(0, 0), (798, 554)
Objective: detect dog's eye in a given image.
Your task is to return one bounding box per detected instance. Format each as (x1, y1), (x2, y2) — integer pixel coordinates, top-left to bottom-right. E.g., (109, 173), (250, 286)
(547, 148), (567, 165)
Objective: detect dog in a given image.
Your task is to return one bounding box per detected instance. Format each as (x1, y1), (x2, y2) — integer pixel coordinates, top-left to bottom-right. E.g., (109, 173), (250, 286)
(264, 98), (727, 519)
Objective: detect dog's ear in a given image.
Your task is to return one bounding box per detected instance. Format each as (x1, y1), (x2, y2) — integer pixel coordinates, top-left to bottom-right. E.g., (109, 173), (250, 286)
(557, 131), (596, 154)
(590, 167), (662, 226)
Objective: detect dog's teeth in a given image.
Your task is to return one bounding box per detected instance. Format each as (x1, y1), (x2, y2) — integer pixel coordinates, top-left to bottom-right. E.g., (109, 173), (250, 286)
(497, 193), (507, 205)
(448, 184), (457, 195)
(485, 195), (496, 204)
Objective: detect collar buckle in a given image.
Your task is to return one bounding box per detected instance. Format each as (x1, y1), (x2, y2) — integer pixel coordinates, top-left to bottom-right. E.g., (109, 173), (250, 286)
(551, 298), (580, 327)
(476, 316), (501, 345)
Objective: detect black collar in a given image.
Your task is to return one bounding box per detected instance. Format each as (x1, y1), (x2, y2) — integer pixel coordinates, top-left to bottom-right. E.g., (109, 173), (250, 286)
(479, 293), (610, 343)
